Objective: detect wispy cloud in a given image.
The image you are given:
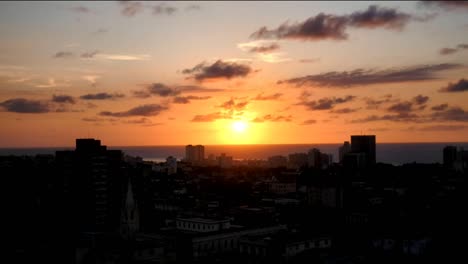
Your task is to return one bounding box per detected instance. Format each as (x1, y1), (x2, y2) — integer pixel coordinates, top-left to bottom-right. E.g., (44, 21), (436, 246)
(252, 114), (292, 123)
(118, 1), (145, 17)
(152, 2), (177, 15)
(301, 119), (317, 125)
(252, 92), (283, 101)
(96, 53), (150, 61)
(80, 92), (125, 100)
(173, 95), (211, 104)
(52, 51), (74, 59)
(297, 95), (355, 110)
(278, 63), (462, 87)
(191, 112), (232, 122)
(82, 75), (100, 87)
(100, 104), (168, 117)
(439, 43), (468, 55)
(52, 94), (76, 104)
(0, 98), (50, 113)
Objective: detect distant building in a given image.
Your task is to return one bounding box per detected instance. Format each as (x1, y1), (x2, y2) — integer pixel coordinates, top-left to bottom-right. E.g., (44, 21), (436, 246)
(166, 156), (177, 175)
(217, 153), (233, 168)
(268, 155), (288, 168)
(288, 153), (308, 169)
(443, 146), (468, 172)
(185, 145), (205, 163)
(176, 218), (231, 233)
(443, 146), (458, 168)
(350, 135), (376, 166)
(268, 172), (298, 195)
(120, 178), (139, 240)
(338, 141), (351, 163)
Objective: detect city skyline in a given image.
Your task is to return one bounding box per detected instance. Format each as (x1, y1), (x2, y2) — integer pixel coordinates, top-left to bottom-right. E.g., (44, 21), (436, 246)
(2, 1), (468, 147)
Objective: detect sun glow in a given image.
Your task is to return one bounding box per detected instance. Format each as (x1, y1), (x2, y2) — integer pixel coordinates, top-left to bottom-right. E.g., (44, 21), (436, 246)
(232, 120), (248, 133)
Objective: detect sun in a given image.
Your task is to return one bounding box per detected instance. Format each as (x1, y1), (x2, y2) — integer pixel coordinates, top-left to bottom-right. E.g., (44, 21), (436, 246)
(232, 120), (248, 133)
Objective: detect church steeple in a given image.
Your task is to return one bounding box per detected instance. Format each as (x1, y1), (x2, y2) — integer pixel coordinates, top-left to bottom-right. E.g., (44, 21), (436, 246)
(120, 177), (139, 240)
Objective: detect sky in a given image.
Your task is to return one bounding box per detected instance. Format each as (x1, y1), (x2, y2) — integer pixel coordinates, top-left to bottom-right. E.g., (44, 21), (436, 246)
(1, 1), (468, 147)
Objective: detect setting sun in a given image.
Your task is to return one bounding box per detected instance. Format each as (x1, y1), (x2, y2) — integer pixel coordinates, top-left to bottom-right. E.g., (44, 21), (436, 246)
(232, 120), (248, 133)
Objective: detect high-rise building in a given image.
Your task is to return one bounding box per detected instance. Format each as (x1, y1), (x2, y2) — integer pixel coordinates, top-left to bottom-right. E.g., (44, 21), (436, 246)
(443, 146), (458, 168)
(350, 135), (376, 165)
(56, 138), (125, 232)
(338, 141), (351, 163)
(185, 144), (205, 163)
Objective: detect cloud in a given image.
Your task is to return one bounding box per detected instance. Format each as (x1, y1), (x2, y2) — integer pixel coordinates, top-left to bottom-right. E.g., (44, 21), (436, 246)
(431, 103), (448, 111)
(92, 28), (109, 34)
(176, 85), (226, 93)
(412, 94), (429, 105)
(301, 119), (317, 125)
(439, 43), (468, 55)
(99, 104), (168, 117)
(252, 92), (283, 101)
(431, 107), (468, 122)
(219, 98), (249, 111)
(420, 1), (468, 11)
(256, 52), (292, 63)
(250, 5), (424, 41)
(52, 94), (76, 104)
(351, 113), (421, 123)
(387, 102), (413, 113)
(439, 47), (458, 55)
(182, 60), (253, 81)
(364, 94), (395, 109)
(330, 107), (360, 114)
(413, 125), (468, 131)
(248, 43), (280, 53)
(82, 75), (100, 87)
(252, 114), (292, 123)
(147, 83), (180, 97)
(80, 92), (125, 100)
(298, 95), (355, 110)
(53, 51), (74, 58)
(299, 58), (320, 63)
(81, 50), (99, 58)
(119, 1), (144, 17)
(96, 53), (150, 61)
(0, 98), (50, 113)
(152, 3), (177, 15)
(173, 95), (211, 104)
(36, 78), (71, 88)
(439, 79), (468, 92)
(191, 112), (232, 122)
(347, 5), (412, 30)
(278, 63), (462, 87)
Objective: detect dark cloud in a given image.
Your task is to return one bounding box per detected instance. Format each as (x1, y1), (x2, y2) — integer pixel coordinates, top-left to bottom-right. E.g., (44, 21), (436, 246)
(152, 3), (177, 15)
(82, 117), (117, 122)
(413, 125), (468, 131)
(182, 60), (253, 81)
(249, 43), (280, 53)
(53, 51), (74, 58)
(119, 1), (144, 17)
(191, 112), (232, 122)
(431, 107), (468, 122)
(330, 107), (360, 114)
(252, 92), (283, 101)
(250, 5), (422, 41)
(278, 63), (462, 87)
(351, 113), (421, 123)
(299, 58), (320, 63)
(301, 119), (317, 125)
(252, 114), (292, 123)
(80, 92), (125, 100)
(298, 95), (355, 110)
(147, 83), (180, 97)
(364, 94), (395, 109)
(420, 1), (468, 11)
(177, 85), (226, 93)
(250, 13), (349, 41)
(70, 6), (90, 13)
(439, 43), (468, 55)
(52, 94), (76, 104)
(347, 5), (411, 30)
(439, 47), (458, 55)
(431, 103), (448, 111)
(81, 50), (99, 58)
(412, 94), (429, 105)
(0, 98), (50, 113)
(439, 79), (468, 92)
(219, 98), (249, 111)
(387, 102), (413, 113)
(99, 104), (168, 117)
(173, 95), (211, 104)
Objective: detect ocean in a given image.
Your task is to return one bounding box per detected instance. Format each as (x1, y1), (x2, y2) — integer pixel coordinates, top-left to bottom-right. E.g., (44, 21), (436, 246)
(1, 143), (468, 165)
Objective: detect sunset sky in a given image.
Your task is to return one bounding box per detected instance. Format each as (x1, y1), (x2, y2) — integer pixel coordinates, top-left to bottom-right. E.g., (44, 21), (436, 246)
(1, 1), (468, 147)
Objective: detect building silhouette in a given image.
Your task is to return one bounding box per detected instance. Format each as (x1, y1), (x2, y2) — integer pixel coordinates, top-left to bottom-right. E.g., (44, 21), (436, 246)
(350, 135), (376, 166)
(185, 145), (205, 163)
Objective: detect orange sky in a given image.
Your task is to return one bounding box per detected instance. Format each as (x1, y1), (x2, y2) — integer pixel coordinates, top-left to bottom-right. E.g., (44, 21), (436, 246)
(1, 1), (468, 147)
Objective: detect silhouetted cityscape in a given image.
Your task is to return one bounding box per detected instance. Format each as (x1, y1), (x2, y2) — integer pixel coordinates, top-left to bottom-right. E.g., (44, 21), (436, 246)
(5, 135), (468, 263)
